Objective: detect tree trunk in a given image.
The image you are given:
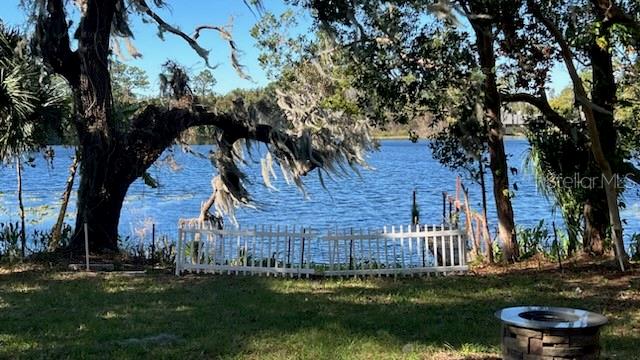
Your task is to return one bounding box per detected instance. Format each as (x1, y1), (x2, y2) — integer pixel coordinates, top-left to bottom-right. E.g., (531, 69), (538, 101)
(50, 151), (79, 250)
(66, 0), (120, 254)
(590, 25), (618, 163)
(472, 20), (519, 262)
(71, 169), (132, 253)
(488, 137), (518, 262)
(599, 164), (626, 269)
(480, 213), (494, 263)
(16, 158), (26, 258)
(584, 30), (618, 258)
(583, 198), (607, 255)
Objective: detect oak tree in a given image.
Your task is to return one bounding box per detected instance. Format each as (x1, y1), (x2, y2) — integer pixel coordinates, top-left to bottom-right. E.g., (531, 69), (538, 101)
(29, 0), (373, 253)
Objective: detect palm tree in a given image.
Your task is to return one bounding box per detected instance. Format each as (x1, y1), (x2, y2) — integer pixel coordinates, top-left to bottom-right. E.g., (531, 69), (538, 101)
(0, 22), (68, 257)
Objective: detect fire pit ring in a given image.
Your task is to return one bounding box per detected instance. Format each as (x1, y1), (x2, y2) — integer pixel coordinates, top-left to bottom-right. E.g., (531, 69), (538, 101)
(495, 306), (607, 359)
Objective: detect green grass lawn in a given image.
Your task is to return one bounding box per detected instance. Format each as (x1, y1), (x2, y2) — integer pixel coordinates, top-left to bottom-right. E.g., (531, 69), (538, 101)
(0, 264), (638, 359)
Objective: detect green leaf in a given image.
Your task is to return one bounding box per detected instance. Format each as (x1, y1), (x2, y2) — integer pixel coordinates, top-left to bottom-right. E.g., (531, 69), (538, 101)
(595, 36), (608, 49)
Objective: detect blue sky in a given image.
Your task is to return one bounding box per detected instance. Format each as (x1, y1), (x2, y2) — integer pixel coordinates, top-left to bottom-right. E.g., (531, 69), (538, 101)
(0, 0), (569, 95)
(0, 0), (300, 94)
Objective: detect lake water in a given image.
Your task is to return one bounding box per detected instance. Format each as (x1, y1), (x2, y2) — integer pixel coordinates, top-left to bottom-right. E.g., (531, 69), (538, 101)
(1, 139), (639, 249)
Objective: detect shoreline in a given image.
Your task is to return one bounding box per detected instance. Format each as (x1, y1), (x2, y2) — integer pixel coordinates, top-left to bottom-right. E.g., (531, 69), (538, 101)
(47, 134), (529, 145)
(373, 134), (528, 141)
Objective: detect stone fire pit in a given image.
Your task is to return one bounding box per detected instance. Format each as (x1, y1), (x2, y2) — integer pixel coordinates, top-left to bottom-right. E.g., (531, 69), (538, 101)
(495, 306), (608, 359)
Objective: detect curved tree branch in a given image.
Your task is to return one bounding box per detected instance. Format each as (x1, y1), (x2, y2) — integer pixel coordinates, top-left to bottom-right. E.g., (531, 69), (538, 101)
(126, 104), (322, 178)
(501, 92), (579, 140)
(134, 0), (251, 79)
(528, 1), (604, 151)
(501, 99), (638, 186)
(124, 100), (336, 222)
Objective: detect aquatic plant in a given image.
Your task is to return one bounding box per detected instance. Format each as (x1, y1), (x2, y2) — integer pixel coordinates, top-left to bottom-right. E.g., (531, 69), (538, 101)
(0, 222), (20, 261)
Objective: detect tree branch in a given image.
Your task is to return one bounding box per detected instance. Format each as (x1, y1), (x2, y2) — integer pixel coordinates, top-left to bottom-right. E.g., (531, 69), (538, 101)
(528, 1), (606, 160)
(134, 0), (251, 79)
(135, 0), (209, 60)
(591, 0), (640, 43)
(501, 92), (577, 138)
(126, 105), (320, 178)
(35, 0), (79, 85)
(526, 4), (589, 106)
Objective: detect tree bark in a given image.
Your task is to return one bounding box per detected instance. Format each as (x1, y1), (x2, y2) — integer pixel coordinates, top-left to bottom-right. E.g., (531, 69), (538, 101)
(585, 8), (620, 257)
(589, 27), (618, 165)
(71, 177), (130, 253)
(583, 197), (607, 255)
(471, 20), (519, 262)
(68, 0), (119, 254)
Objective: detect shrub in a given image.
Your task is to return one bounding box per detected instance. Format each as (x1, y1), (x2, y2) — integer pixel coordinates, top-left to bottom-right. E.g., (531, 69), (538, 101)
(517, 219), (549, 260)
(0, 222), (21, 261)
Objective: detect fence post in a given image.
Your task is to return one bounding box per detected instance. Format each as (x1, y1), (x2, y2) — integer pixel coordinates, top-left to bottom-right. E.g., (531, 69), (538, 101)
(175, 226), (183, 276)
(442, 192), (447, 223)
(84, 223), (90, 271)
(400, 225), (406, 270)
(268, 225), (273, 274)
(463, 232), (468, 266)
(287, 228), (292, 266)
(349, 228), (354, 271)
(275, 225), (280, 273)
(422, 230), (426, 267)
(151, 223), (155, 265)
(300, 228), (305, 273)
(305, 228), (312, 278)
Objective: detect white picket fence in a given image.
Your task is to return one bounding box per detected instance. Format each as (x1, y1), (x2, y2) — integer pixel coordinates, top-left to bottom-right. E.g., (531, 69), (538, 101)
(175, 221), (469, 277)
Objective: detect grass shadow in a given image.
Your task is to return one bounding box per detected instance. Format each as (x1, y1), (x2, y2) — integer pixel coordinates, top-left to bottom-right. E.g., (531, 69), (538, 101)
(0, 266), (638, 359)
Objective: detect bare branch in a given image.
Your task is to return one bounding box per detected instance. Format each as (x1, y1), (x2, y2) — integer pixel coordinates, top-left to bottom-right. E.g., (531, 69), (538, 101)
(501, 92), (578, 139)
(527, 2), (600, 120)
(192, 24), (250, 80)
(134, 0), (251, 80)
(242, 0), (265, 18)
(575, 93), (614, 116)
